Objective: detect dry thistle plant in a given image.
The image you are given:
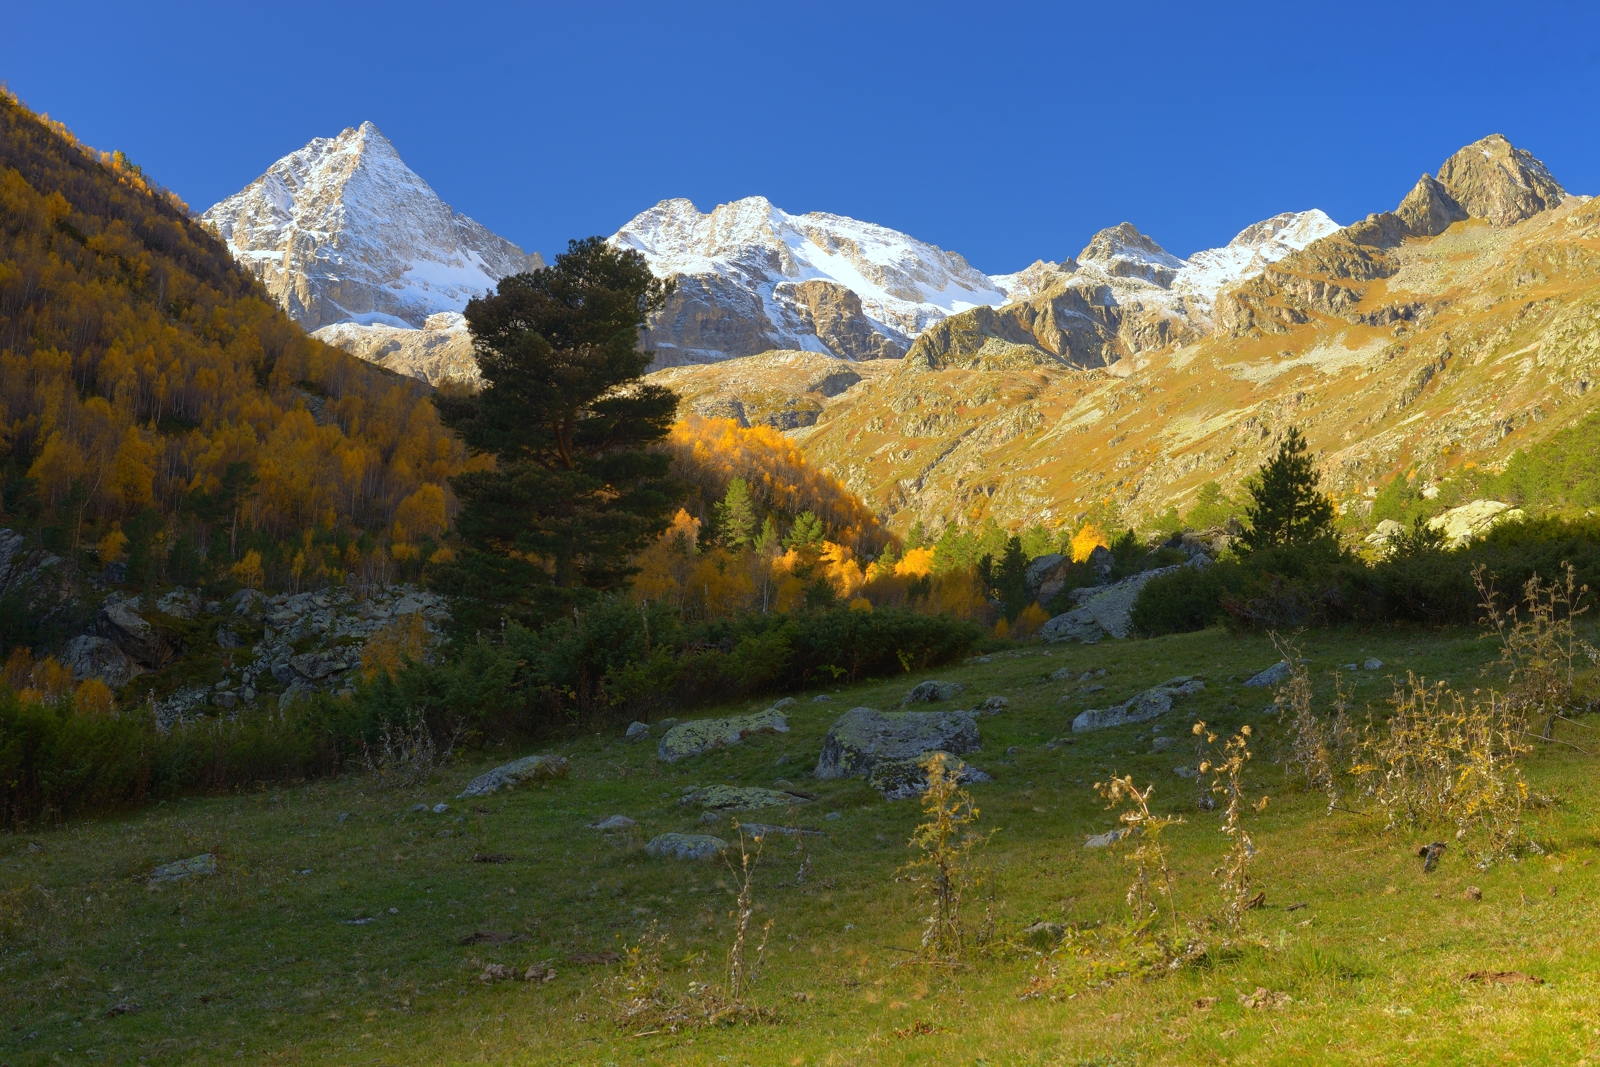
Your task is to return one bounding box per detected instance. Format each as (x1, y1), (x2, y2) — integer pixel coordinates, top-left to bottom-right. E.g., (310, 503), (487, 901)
(1197, 721), (1267, 930)
(897, 752), (991, 962)
(1476, 563), (1600, 740)
(1353, 674), (1535, 867)
(724, 829), (773, 1001)
(360, 709), (458, 789)
(1094, 776), (1184, 938)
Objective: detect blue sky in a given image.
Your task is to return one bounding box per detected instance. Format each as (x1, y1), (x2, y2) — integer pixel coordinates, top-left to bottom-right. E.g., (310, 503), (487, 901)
(5, 1), (1599, 272)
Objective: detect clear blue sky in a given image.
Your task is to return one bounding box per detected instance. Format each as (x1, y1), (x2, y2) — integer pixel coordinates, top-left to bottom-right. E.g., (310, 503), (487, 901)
(5, 1), (1598, 272)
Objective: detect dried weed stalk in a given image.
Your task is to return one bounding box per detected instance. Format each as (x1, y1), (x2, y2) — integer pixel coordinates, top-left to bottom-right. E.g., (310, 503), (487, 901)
(897, 753), (992, 962)
(1354, 674), (1535, 867)
(1476, 563), (1599, 740)
(360, 709), (457, 789)
(604, 919), (769, 1036)
(1197, 721), (1267, 930)
(1094, 776), (1184, 938)
(724, 830), (773, 1001)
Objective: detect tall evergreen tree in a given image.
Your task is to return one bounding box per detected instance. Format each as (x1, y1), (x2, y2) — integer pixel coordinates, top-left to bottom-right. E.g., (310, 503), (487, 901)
(1239, 427), (1336, 553)
(432, 238), (678, 628)
(714, 477), (757, 548)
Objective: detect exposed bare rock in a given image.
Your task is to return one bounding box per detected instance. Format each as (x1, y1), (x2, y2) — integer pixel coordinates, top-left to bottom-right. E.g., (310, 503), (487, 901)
(1435, 134), (1564, 227)
(312, 312), (481, 386)
(95, 598), (183, 670)
(647, 350), (891, 432)
(1396, 174), (1469, 238)
(775, 279), (909, 360)
(1427, 499), (1524, 548)
(61, 635), (143, 689)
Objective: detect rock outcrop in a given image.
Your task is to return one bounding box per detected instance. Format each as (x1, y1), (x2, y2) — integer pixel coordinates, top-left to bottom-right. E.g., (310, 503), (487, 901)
(1434, 134), (1564, 228)
(1395, 174), (1469, 238)
(1427, 499), (1524, 548)
(867, 751), (991, 800)
(95, 597), (183, 670)
(657, 704), (791, 763)
(312, 312), (482, 387)
(457, 755), (569, 798)
(61, 635), (143, 689)
(1071, 677), (1204, 732)
(0, 529), (65, 613)
(680, 786), (811, 811)
(645, 834), (729, 861)
(814, 706), (980, 779)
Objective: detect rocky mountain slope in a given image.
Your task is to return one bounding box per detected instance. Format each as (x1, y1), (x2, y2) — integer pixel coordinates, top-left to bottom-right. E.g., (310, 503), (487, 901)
(744, 135), (1595, 539)
(200, 122), (540, 383)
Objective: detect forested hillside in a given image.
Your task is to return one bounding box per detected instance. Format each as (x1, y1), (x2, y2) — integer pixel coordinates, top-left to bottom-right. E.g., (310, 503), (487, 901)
(0, 90), (469, 593)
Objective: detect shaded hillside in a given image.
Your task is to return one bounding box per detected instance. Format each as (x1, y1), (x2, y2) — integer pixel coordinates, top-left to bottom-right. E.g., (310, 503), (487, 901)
(0, 91), (468, 585)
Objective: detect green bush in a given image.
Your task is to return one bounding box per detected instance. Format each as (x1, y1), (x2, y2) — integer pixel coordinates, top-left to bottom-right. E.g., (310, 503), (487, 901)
(1129, 564), (1235, 635)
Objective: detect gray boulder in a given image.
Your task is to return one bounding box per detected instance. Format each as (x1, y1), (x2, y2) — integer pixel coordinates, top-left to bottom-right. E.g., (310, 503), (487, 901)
(590, 815), (637, 831)
(657, 706), (789, 763)
(814, 706), (981, 779)
(96, 598), (183, 669)
(625, 721), (650, 742)
(976, 696), (1009, 715)
(1243, 662), (1291, 687)
(155, 588), (201, 620)
(0, 529), (64, 607)
(1072, 677), (1205, 733)
(1040, 565), (1185, 644)
(60, 634), (143, 689)
(215, 625), (244, 649)
(1084, 827), (1138, 848)
(903, 680), (964, 705)
(457, 754), (569, 798)
(644, 833), (728, 861)
(230, 588), (267, 617)
(1025, 553), (1067, 593)
(867, 751), (992, 800)
(682, 785), (812, 811)
(289, 651), (348, 680)
(1363, 657), (1384, 671)
(148, 852), (218, 886)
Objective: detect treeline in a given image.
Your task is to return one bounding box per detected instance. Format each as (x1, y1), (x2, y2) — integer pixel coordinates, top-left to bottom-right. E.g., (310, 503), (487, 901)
(0, 89), (468, 609)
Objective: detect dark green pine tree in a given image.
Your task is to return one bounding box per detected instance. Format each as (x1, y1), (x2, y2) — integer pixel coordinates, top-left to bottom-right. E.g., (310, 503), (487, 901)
(431, 237), (679, 629)
(1239, 427), (1336, 553)
(784, 511), (826, 551)
(995, 534), (1030, 620)
(713, 477), (757, 548)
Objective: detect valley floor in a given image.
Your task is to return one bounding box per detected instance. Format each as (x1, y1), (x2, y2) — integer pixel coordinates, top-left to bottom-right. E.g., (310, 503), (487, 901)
(4, 626), (1599, 1066)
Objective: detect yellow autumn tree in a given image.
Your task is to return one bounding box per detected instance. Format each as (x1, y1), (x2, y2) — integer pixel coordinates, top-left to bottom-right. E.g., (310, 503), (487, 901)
(1070, 523), (1110, 562)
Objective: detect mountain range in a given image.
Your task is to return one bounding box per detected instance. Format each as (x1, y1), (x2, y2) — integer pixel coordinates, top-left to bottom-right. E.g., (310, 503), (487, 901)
(201, 128), (1597, 541)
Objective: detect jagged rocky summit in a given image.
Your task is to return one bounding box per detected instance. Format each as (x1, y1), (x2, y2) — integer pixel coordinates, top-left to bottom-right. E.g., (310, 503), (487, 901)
(200, 122), (540, 383)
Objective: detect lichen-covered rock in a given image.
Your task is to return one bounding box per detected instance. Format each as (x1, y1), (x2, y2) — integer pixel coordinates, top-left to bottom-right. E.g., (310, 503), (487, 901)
(644, 833), (729, 862)
(61, 634), (143, 689)
(903, 680), (964, 705)
(457, 754), (569, 798)
(867, 751), (992, 800)
(682, 785), (811, 811)
(1427, 499), (1524, 548)
(1072, 677), (1205, 732)
(814, 706), (980, 779)
(657, 707), (789, 763)
(625, 721), (650, 742)
(590, 815), (637, 831)
(155, 588), (201, 620)
(148, 853), (218, 886)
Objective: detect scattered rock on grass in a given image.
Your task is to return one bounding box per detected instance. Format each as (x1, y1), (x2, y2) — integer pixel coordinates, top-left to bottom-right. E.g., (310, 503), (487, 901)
(590, 815), (637, 831)
(148, 853), (217, 887)
(814, 706), (980, 779)
(904, 680), (965, 705)
(1084, 827), (1138, 848)
(457, 754), (569, 798)
(1072, 677), (1205, 732)
(657, 706), (790, 763)
(682, 785), (812, 811)
(1022, 921), (1066, 947)
(1243, 662), (1291, 687)
(868, 751), (991, 800)
(1364, 657), (1384, 670)
(644, 833), (729, 861)
(1151, 736), (1180, 753)
(625, 721), (650, 742)
(976, 696), (1009, 715)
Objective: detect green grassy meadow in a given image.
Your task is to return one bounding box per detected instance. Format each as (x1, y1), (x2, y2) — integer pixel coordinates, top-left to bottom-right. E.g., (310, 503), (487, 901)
(5, 625), (1600, 1066)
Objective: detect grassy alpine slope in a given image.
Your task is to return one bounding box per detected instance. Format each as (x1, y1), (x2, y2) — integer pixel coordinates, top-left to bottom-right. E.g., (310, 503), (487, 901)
(5, 624), (1599, 1065)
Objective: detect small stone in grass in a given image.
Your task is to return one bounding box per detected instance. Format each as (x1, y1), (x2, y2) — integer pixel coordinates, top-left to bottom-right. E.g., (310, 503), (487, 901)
(432, 803), (449, 814)
(1465, 886), (1483, 900)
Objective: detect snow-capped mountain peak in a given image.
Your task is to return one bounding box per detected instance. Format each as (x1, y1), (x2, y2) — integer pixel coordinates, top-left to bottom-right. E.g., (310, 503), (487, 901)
(1174, 209), (1340, 304)
(610, 196), (1007, 365)
(200, 122), (541, 333)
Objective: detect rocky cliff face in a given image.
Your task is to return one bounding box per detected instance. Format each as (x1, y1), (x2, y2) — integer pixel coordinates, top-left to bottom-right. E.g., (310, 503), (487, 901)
(754, 135), (1599, 544)
(610, 196), (1003, 366)
(200, 122), (541, 380)
(311, 313), (481, 387)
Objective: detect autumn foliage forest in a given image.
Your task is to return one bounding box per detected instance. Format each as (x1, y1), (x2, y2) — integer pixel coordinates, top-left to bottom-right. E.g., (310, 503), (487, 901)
(0, 89), (470, 627)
